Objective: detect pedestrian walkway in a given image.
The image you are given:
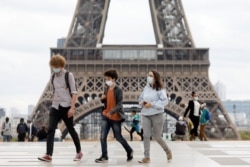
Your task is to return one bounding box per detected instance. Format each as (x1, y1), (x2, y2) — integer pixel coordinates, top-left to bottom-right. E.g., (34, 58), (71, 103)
(0, 140), (250, 166)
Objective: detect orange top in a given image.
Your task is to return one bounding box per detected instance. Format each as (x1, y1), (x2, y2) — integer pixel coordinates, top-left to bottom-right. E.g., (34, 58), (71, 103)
(103, 88), (121, 121)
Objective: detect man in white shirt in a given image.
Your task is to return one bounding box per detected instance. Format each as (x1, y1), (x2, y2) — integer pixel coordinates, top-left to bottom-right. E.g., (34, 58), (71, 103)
(2, 117), (12, 142)
(27, 120), (37, 141)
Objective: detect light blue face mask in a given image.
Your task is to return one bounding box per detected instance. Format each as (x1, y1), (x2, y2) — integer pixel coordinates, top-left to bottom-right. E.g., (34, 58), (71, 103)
(53, 68), (61, 73)
(147, 76), (153, 84)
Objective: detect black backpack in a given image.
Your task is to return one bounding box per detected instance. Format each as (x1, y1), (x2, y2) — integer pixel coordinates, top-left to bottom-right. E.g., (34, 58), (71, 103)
(51, 71), (77, 97)
(18, 123), (26, 134)
(175, 121), (187, 135)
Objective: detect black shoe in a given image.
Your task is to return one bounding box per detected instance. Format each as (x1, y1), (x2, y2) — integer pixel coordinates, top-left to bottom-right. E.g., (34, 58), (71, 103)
(95, 156), (108, 163)
(127, 150), (133, 161)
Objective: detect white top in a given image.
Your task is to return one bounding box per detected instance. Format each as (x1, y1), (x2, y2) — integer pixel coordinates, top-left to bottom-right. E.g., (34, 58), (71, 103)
(51, 69), (77, 110)
(55, 129), (62, 138)
(29, 123), (32, 138)
(2, 122), (11, 136)
(193, 100), (200, 116)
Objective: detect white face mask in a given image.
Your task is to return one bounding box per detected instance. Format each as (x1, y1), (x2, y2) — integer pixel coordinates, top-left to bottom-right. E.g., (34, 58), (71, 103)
(147, 76), (153, 84)
(105, 80), (113, 87)
(53, 68), (61, 73)
(194, 96), (199, 101)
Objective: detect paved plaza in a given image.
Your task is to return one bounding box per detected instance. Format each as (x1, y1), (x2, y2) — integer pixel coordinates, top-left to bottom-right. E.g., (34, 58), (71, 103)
(0, 140), (250, 167)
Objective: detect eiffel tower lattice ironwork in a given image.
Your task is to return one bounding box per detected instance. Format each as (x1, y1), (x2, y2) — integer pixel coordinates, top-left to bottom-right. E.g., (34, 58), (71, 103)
(31, 0), (240, 140)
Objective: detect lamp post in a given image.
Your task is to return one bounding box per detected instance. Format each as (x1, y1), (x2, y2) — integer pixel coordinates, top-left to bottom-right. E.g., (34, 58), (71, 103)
(233, 104), (238, 126)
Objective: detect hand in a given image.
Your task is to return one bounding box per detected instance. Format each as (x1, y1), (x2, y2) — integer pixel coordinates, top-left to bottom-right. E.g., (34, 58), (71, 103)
(101, 94), (106, 100)
(143, 102), (152, 108)
(67, 107), (75, 118)
(103, 112), (111, 118)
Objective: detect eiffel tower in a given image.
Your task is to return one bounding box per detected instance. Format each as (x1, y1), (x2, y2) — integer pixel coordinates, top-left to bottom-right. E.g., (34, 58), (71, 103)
(31, 0), (240, 140)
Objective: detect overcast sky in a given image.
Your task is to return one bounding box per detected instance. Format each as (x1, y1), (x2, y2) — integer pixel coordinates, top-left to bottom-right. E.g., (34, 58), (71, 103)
(0, 0), (250, 115)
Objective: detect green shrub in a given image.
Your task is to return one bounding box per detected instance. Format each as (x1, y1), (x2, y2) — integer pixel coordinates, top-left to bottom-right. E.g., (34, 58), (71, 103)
(239, 131), (250, 140)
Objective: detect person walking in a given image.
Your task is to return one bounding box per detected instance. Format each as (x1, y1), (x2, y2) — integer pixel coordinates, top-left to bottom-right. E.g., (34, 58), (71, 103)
(199, 103), (210, 141)
(138, 70), (172, 163)
(2, 117), (12, 142)
(27, 120), (37, 142)
(129, 110), (143, 141)
(37, 126), (47, 142)
(172, 116), (188, 141)
(54, 128), (62, 142)
(16, 118), (28, 142)
(38, 54), (82, 162)
(95, 69), (133, 163)
(183, 91), (201, 141)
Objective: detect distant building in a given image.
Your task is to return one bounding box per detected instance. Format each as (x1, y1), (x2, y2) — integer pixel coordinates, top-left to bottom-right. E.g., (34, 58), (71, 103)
(10, 107), (21, 118)
(214, 81), (226, 101)
(223, 100), (250, 117)
(0, 108), (6, 118)
(223, 100), (250, 130)
(57, 38), (66, 48)
(228, 113), (247, 126)
(28, 105), (34, 116)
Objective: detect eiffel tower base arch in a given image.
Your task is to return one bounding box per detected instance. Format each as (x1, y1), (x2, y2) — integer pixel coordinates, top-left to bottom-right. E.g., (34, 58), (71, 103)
(30, 0), (240, 140)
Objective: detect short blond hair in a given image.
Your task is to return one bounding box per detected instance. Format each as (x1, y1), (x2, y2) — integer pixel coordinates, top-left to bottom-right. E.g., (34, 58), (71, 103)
(49, 54), (66, 68)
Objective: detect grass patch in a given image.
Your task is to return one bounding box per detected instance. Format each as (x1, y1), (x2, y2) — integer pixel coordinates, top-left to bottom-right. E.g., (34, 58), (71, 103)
(239, 131), (250, 140)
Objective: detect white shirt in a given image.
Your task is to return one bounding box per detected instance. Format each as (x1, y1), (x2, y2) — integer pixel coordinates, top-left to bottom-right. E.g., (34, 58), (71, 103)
(3, 122), (11, 136)
(29, 123), (32, 138)
(55, 129), (62, 138)
(51, 69), (77, 110)
(193, 100), (200, 116)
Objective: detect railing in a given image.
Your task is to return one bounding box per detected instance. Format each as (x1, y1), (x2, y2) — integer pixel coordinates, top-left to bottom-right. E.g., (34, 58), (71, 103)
(51, 47), (209, 63)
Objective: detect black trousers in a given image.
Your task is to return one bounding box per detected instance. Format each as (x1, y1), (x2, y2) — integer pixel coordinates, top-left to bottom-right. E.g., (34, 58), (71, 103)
(130, 127), (143, 141)
(18, 133), (26, 142)
(46, 106), (81, 156)
(189, 115), (200, 137)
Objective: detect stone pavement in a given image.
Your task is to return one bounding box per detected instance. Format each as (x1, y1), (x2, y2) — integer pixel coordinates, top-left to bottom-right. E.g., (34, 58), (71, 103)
(0, 140), (250, 167)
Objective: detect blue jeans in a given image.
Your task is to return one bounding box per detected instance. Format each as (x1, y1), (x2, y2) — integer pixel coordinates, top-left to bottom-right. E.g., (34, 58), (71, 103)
(100, 118), (132, 157)
(3, 135), (11, 142)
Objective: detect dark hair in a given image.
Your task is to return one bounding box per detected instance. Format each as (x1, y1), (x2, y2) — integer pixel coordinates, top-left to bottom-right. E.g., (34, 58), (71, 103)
(104, 69), (118, 81)
(191, 91), (196, 97)
(20, 118), (24, 123)
(5, 117), (9, 122)
(131, 110), (136, 113)
(151, 69), (164, 91)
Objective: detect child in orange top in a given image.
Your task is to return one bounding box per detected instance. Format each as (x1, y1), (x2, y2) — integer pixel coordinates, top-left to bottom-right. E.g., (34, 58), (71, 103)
(95, 69), (133, 163)
(102, 88), (120, 121)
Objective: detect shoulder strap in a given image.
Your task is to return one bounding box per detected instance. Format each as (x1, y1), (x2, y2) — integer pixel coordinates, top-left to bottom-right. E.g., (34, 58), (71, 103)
(51, 73), (55, 93)
(52, 71), (74, 97)
(51, 73), (55, 85)
(65, 71), (72, 97)
(65, 71), (70, 89)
